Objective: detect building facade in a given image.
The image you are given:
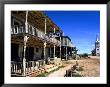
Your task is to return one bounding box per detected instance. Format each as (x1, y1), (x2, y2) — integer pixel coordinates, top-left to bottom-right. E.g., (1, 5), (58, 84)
(11, 11), (74, 76)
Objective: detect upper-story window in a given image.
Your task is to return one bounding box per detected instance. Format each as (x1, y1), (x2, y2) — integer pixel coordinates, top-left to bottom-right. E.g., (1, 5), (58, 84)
(11, 16), (23, 27)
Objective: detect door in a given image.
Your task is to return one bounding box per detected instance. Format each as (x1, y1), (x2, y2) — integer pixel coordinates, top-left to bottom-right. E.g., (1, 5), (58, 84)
(26, 47), (34, 61)
(11, 43), (19, 61)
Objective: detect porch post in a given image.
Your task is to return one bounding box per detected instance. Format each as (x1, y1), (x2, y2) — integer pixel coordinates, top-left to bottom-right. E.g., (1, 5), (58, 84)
(66, 46), (67, 60)
(23, 36), (29, 76)
(25, 11), (28, 33)
(54, 27), (56, 58)
(60, 36), (61, 59)
(71, 47), (72, 56)
(44, 17), (47, 63)
(23, 10), (29, 76)
(54, 45), (55, 58)
(66, 39), (67, 60)
(44, 42), (46, 62)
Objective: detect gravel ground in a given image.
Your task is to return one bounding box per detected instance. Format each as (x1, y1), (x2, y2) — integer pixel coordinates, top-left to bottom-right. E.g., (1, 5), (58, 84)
(47, 57), (100, 77)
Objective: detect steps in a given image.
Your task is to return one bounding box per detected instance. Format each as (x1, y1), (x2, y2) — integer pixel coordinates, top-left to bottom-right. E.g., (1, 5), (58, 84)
(25, 64), (61, 77)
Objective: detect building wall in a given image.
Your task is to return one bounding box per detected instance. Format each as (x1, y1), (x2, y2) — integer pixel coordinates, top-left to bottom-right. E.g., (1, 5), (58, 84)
(18, 45), (49, 61)
(61, 37), (73, 47)
(33, 47), (49, 60)
(18, 45), (23, 61)
(95, 42), (100, 56)
(96, 48), (100, 56)
(33, 47), (42, 60)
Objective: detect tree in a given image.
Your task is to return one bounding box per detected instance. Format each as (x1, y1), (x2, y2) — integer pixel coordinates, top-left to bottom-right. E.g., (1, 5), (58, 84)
(82, 53), (88, 58)
(91, 49), (96, 56)
(79, 53), (88, 58)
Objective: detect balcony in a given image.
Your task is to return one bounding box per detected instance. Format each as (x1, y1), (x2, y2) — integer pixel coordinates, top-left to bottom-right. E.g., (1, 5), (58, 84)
(11, 24), (61, 46)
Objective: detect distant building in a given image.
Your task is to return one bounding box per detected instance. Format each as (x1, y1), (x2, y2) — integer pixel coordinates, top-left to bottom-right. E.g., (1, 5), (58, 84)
(95, 36), (100, 56)
(91, 35), (100, 56)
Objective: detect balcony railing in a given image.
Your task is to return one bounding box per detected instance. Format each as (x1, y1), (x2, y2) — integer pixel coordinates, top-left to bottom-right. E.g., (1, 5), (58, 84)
(11, 24), (61, 46)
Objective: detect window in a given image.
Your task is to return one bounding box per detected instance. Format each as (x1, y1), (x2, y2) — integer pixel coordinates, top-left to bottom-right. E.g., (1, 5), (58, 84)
(97, 49), (99, 51)
(36, 48), (39, 52)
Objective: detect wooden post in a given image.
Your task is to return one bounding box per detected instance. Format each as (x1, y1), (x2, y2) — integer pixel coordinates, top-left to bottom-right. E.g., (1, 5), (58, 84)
(15, 64), (18, 73)
(54, 27), (56, 59)
(50, 48), (51, 57)
(44, 17), (47, 63)
(54, 45), (56, 58)
(60, 36), (61, 59)
(14, 27), (15, 34)
(44, 42), (46, 62)
(45, 17), (46, 35)
(22, 11), (29, 76)
(14, 64), (15, 73)
(17, 26), (19, 34)
(25, 11), (28, 33)
(66, 46), (67, 60)
(66, 38), (68, 60)
(23, 36), (29, 76)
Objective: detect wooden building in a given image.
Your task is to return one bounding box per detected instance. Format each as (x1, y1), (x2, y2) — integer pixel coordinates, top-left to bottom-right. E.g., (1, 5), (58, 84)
(11, 11), (74, 76)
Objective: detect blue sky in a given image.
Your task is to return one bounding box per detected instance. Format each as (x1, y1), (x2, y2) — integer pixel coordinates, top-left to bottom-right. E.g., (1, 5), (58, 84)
(45, 11), (100, 54)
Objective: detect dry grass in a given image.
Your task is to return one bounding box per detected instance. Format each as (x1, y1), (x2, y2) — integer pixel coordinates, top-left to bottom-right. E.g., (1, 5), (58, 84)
(47, 57), (100, 77)
(69, 58), (100, 77)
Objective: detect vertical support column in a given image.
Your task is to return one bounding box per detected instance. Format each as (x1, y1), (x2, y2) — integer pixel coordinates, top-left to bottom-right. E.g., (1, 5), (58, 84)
(66, 39), (67, 60)
(17, 26), (19, 34)
(60, 36), (61, 59)
(44, 42), (46, 62)
(22, 11), (29, 76)
(54, 45), (56, 58)
(23, 44), (26, 76)
(66, 46), (67, 60)
(25, 11), (28, 33)
(45, 17), (46, 35)
(44, 17), (47, 64)
(54, 27), (56, 59)
(23, 36), (29, 76)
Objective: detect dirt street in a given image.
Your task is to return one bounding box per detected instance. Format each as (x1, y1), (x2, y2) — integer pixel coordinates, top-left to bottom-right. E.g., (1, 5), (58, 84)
(47, 57), (100, 77)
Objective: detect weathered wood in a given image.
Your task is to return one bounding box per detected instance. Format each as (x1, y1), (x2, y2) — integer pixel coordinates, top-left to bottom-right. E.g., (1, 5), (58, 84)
(11, 11), (62, 33)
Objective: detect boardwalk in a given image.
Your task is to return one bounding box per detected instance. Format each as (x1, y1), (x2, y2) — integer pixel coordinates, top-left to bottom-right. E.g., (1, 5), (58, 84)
(47, 57), (100, 77)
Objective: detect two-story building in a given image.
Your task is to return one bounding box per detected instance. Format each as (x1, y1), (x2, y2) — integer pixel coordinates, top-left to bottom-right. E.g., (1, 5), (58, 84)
(11, 11), (74, 76)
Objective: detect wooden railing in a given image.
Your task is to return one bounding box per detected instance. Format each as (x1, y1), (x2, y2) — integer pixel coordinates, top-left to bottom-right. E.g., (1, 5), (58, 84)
(11, 61), (23, 75)
(11, 24), (61, 46)
(11, 60), (45, 76)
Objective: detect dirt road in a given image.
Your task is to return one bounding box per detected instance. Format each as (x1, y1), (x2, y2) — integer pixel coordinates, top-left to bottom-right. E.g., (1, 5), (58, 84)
(47, 57), (100, 77)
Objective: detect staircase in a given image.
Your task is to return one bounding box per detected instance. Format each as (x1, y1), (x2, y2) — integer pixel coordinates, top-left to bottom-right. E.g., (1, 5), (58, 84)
(26, 64), (62, 77)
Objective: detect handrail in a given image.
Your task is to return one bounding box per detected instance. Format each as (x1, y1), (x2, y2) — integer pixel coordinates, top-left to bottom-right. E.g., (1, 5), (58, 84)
(11, 24), (61, 46)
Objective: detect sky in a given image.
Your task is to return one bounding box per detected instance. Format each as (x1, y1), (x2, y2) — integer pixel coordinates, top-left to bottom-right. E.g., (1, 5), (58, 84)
(45, 11), (100, 54)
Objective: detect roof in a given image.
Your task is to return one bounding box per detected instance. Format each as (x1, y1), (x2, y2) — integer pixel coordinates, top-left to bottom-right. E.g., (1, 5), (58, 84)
(11, 11), (62, 33)
(61, 36), (71, 41)
(96, 35), (100, 43)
